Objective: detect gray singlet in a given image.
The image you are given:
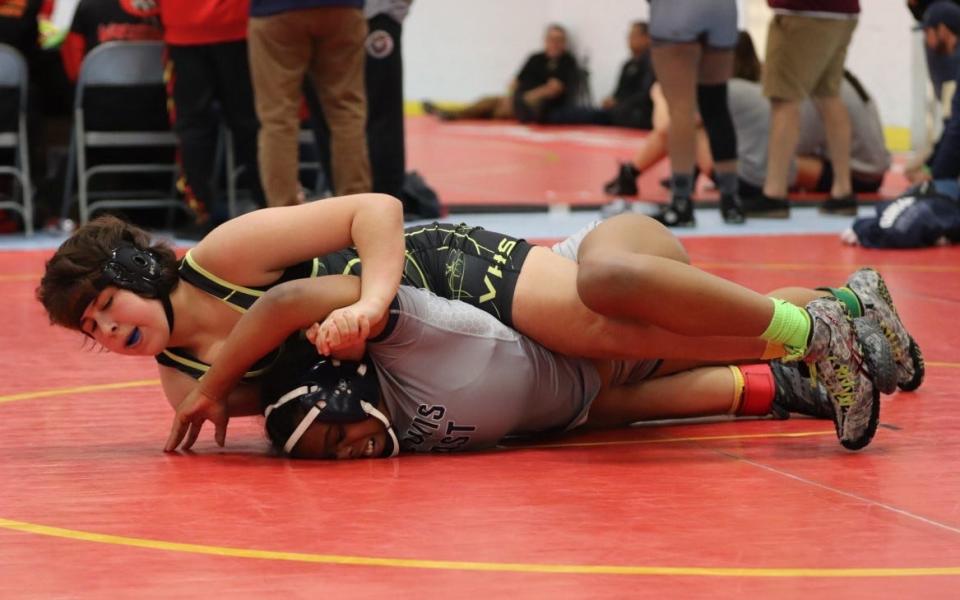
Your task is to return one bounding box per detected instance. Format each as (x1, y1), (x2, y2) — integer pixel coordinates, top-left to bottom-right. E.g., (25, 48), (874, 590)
(369, 286), (602, 453)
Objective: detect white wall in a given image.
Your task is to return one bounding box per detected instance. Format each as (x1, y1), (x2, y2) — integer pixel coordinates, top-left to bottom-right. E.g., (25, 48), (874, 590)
(404, 0), (651, 105)
(404, 0), (919, 135)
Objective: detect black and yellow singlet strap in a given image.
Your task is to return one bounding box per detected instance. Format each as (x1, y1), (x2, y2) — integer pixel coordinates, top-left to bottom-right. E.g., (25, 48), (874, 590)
(178, 250), (321, 312)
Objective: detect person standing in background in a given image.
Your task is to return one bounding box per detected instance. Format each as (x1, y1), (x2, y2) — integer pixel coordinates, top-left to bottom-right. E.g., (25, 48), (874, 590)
(364, 0), (411, 202)
(756, 0), (860, 216)
(160, 0), (265, 233)
(248, 0), (371, 205)
(646, 0), (745, 227)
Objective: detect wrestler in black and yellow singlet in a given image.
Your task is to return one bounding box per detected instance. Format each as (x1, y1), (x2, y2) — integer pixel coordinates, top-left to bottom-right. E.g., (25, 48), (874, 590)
(315, 223), (533, 327)
(156, 223), (534, 380)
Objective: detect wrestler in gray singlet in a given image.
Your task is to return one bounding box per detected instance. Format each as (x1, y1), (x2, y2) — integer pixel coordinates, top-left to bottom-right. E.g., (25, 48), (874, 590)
(370, 286), (601, 453)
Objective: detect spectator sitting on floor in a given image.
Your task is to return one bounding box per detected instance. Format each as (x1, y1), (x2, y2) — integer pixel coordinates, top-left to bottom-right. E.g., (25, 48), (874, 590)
(707, 33), (889, 215)
(599, 20), (657, 129)
(544, 20), (658, 127)
(794, 71), (890, 204)
(422, 23), (580, 124)
(842, 180), (960, 248)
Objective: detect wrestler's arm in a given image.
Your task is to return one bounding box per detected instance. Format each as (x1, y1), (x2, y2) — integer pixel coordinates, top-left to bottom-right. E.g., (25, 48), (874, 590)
(164, 275), (389, 451)
(192, 194), (404, 347)
(159, 365), (261, 418)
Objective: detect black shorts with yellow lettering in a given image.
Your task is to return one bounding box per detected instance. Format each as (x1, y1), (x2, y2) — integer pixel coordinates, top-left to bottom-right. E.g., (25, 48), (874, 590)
(314, 223), (532, 327)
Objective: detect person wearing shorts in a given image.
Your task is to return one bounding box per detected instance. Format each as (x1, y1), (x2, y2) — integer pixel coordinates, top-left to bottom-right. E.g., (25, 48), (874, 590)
(759, 0), (860, 216)
(645, 0), (745, 227)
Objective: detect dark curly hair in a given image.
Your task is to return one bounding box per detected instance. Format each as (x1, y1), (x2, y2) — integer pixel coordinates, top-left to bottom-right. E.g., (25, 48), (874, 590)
(36, 215), (180, 331)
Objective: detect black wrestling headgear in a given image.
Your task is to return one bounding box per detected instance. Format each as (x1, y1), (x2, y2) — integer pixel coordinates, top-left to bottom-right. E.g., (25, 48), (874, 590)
(263, 356), (399, 458)
(97, 243), (175, 332)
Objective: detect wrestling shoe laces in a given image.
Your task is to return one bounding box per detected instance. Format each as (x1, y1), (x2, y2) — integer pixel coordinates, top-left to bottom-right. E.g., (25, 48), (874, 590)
(845, 268), (925, 391)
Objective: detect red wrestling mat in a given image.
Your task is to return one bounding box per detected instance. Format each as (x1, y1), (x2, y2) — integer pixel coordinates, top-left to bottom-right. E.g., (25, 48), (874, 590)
(2, 238), (959, 599)
(406, 116), (650, 209)
(405, 116), (912, 210)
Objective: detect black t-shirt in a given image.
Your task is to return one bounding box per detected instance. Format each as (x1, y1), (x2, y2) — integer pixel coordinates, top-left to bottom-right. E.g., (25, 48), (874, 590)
(70, 0), (162, 52)
(515, 51), (579, 109)
(613, 52), (654, 104)
(0, 0), (40, 58)
(609, 51), (655, 128)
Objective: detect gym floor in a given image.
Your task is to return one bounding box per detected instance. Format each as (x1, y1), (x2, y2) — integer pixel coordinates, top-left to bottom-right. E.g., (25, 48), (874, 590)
(1, 120), (958, 599)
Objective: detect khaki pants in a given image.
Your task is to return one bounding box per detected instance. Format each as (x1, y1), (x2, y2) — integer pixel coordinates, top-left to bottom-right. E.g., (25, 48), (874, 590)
(249, 7), (371, 205)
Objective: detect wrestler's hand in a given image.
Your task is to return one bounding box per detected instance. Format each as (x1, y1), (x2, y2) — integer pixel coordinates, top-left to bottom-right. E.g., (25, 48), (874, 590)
(310, 302), (375, 355)
(164, 387), (229, 452)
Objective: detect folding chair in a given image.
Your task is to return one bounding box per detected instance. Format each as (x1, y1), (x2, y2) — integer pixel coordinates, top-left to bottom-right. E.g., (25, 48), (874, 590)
(223, 124), (326, 216)
(65, 41), (190, 224)
(0, 43), (33, 234)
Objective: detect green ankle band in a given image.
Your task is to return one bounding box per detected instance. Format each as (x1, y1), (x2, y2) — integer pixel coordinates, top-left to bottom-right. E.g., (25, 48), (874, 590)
(817, 286), (863, 318)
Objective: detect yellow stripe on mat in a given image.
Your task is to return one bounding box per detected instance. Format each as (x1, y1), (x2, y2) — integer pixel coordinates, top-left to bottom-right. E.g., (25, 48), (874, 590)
(0, 379), (160, 404)
(0, 517), (958, 577)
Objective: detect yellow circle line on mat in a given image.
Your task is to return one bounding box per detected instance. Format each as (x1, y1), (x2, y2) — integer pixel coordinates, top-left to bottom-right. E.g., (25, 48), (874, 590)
(0, 379), (160, 404)
(0, 274), (38, 282)
(0, 517), (957, 577)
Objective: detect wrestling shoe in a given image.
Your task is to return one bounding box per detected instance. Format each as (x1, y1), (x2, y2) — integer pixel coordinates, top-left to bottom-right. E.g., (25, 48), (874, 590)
(741, 193), (790, 218)
(603, 162), (640, 196)
(769, 362), (832, 420)
(819, 194), (858, 216)
(720, 194), (746, 224)
(649, 196), (695, 227)
(845, 267), (925, 391)
(798, 298), (896, 450)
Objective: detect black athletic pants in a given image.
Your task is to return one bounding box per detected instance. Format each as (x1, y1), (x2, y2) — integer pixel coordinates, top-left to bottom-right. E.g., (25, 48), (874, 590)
(167, 41), (264, 222)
